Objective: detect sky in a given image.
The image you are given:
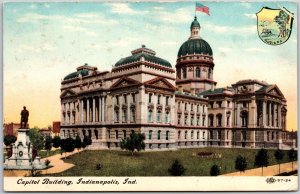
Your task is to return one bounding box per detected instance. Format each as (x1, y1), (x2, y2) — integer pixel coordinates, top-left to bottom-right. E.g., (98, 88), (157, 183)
(3, 1), (298, 130)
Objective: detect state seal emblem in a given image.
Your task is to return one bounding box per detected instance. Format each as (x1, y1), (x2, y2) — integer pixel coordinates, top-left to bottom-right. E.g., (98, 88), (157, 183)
(256, 7), (294, 45)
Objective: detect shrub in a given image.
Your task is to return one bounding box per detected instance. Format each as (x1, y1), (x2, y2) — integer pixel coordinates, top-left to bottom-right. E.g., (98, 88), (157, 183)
(4, 135), (17, 146)
(52, 136), (61, 148)
(210, 164), (220, 176)
(235, 155), (247, 174)
(120, 133), (145, 156)
(168, 159), (186, 176)
(96, 163), (103, 170)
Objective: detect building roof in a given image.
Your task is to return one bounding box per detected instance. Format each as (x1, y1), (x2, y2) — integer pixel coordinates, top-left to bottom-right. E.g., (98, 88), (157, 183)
(115, 45), (172, 68)
(198, 88), (225, 96)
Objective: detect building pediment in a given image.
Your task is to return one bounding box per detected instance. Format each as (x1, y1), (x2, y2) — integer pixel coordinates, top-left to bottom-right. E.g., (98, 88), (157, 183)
(256, 84), (285, 98)
(60, 89), (77, 98)
(144, 77), (176, 91)
(110, 77), (141, 90)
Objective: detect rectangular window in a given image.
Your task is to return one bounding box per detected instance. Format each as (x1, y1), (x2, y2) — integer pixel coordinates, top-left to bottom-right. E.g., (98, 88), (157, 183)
(197, 116), (200, 126)
(122, 109), (127, 122)
(191, 131), (194, 139)
(149, 130), (152, 140)
(191, 104), (194, 111)
(178, 102), (181, 109)
(165, 112), (169, 123)
(178, 131), (181, 139)
(203, 131), (205, 139)
(166, 131), (169, 140)
(210, 102), (214, 108)
(115, 130), (118, 139)
(158, 95), (161, 104)
(218, 101), (222, 108)
(131, 109), (136, 122)
(166, 96), (169, 106)
(122, 130), (126, 139)
(115, 110), (119, 122)
(148, 110), (153, 122)
(123, 95), (127, 104)
(202, 116), (205, 126)
(227, 101), (230, 107)
(197, 131), (199, 139)
(191, 116), (194, 126)
(132, 93), (136, 103)
(185, 103), (187, 111)
(178, 114), (181, 125)
(184, 131), (187, 139)
(157, 131), (161, 140)
(148, 93), (152, 103)
(107, 130), (111, 139)
(116, 96), (119, 105)
(184, 115), (188, 125)
(157, 111), (161, 122)
(197, 105), (199, 112)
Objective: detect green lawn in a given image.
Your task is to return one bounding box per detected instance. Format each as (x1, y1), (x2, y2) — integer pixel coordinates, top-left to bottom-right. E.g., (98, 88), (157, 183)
(51, 148), (293, 176)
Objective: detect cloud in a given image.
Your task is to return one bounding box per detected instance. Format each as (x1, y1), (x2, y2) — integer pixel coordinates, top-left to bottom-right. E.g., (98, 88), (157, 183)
(154, 8), (192, 24)
(63, 25), (98, 37)
(203, 23), (256, 36)
(244, 13), (256, 19)
(240, 2), (252, 9)
(110, 4), (147, 14)
(17, 43), (57, 53)
(244, 47), (267, 52)
(218, 47), (232, 53)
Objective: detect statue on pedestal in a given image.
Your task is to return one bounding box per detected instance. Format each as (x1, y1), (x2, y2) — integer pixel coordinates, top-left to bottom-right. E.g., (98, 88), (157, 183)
(20, 106), (29, 128)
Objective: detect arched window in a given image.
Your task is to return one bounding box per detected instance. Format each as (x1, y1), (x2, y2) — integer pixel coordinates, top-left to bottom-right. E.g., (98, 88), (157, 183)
(131, 109), (136, 122)
(122, 109), (127, 122)
(183, 67), (187, 79)
(184, 131), (188, 139)
(115, 110), (119, 122)
(196, 67), (201, 78)
(166, 131), (169, 140)
(191, 130), (194, 139)
(197, 131), (199, 139)
(165, 112), (169, 123)
(157, 130), (161, 140)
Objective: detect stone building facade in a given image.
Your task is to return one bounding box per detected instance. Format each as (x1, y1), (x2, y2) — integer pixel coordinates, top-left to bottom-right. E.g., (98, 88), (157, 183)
(60, 17), (287, 150)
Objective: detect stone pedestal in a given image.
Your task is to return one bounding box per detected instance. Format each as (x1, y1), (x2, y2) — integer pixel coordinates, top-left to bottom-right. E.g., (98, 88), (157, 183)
(4, 128), (46, 170)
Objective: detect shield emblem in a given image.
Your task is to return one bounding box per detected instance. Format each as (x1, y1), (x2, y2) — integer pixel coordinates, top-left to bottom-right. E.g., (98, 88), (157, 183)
(256, 7), (294, 45)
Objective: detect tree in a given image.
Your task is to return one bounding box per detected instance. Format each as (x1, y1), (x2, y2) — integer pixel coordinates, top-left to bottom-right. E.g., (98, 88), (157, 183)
(288, 148), (297, 170)
(4, 135), (17, 146)
(235, 155), (247, 174)
(44, 135), (53, 156)
(83, 135), (92, 147)
(29, 128), (44, 156)
(168, 159), (186, 176)
(254, 148), (269, 176)
(52, 136), (61, 148)
(120, 133), (145, 156)
(210, 164), (220, 176)
(274, 149), (284, 174)
(60, 138), (75, 159)
(75, 135), (82, 152)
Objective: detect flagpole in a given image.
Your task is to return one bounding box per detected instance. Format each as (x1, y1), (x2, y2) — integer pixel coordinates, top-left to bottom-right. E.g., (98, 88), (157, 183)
(194, 1), (196, 17)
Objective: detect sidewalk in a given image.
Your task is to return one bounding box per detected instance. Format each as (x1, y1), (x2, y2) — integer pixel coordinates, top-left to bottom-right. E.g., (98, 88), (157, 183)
(222, 161), (298, 176)
(3, 149), (82, 177)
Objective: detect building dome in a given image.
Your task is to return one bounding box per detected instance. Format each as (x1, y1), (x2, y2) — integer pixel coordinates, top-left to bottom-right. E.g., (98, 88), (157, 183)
(190, 16), (200, 30)
(115, 45), (172, 68)
(177, 38), (213, 57)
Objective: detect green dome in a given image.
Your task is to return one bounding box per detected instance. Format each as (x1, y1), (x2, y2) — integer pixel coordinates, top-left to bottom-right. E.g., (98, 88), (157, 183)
(64, 69), (89, 80)
(115, 46), (172, 68)
(177, 38), (213, 57)
(190, 16), (200, 30)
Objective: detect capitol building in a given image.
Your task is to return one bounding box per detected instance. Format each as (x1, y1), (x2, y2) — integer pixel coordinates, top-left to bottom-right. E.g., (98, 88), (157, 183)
(59, 17), (287, 150)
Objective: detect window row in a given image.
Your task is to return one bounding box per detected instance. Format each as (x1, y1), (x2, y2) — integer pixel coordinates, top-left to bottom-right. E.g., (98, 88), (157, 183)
(148, 93), (170, 105)
(178, 130), (206, 140)
(177, 102), (206, 112)
(115, 93), (136, 105)
(177, 114), (206, 126)
(148, 110), (170, 123)
(208, 114), (231, 127)
(114, 109), (136, 123)
(209, 100), (231, 108)
(179, 67), (213, 79)
(148, 130), (170, 140)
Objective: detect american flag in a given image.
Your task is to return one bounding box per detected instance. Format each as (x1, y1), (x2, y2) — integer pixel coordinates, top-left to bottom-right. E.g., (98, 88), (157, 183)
(196, 2), (210, 16)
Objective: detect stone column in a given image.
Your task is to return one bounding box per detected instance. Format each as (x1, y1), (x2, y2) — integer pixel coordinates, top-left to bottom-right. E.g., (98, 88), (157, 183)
(93, 97), (96, 123)
(236, 103), (240, 127)
(81, 99), (84, 123)
(87, 98), (90, 123)
(262, 101), (266, 127)
(99, 97), (101, 122)
(268, 101), (271, 127)
(278, 104), (282, 128)
(274, 103), (277, 127)
(101, 97), (104, 122)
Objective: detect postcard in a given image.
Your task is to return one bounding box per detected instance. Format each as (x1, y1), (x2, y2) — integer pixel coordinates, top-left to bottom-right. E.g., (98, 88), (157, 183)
(3, 0), (298, 192)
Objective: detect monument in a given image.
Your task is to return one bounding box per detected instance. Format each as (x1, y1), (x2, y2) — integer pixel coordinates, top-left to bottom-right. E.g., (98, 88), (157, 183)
(4, 107), (46, 170)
